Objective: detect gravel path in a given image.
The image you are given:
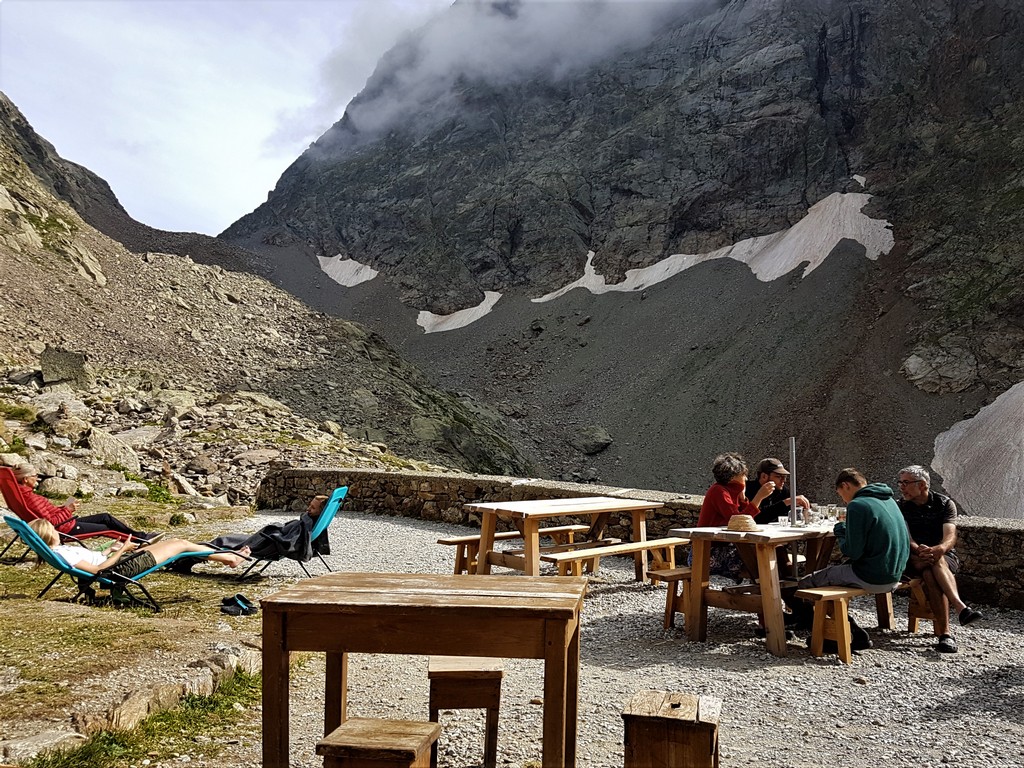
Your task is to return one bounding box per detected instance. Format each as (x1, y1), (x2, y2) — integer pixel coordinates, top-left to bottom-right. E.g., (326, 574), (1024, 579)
(163, 510), (1024, 767)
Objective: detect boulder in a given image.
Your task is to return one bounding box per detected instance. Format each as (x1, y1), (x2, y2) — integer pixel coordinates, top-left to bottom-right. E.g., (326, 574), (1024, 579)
(86, 427), (142, 474)
(116, 481), (150, 497)
(150, 389), (198, 409)
(216, 390), (291, 413)
(37, 477), (77, 498)
(39, 347), (93, 388)
(572, 425), (613, 455)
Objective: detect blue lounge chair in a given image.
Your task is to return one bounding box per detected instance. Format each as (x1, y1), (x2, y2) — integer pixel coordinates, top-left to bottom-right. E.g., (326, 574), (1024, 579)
(237, 486), (348, 580)
(3, 515), (241, 612)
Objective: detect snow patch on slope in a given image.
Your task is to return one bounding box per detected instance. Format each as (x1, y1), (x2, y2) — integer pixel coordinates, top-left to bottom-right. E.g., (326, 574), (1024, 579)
(534, 192), (893, 302)
(933, 381), (1024, 520)
(318, 255), (379, 287)
(417, 291), (503, 333)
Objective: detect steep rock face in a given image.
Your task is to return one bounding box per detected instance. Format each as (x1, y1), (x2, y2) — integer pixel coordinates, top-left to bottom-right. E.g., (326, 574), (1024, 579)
(223, 0), (1024, 394)
(0, 93), (534, 477)
(217, 0), (1024, 512)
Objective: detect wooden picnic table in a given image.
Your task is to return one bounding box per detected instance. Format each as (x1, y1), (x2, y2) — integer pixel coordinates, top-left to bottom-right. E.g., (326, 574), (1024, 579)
(466, 496), (665, 580)
(668, 523), (836, 656)
(261, 572), (587, 768)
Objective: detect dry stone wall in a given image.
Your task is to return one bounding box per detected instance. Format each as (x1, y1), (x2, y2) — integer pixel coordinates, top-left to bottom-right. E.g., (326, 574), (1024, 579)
(256, 468), (1024, 610)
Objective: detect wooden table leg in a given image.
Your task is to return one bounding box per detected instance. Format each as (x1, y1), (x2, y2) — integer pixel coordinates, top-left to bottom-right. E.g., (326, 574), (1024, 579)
(324, 651), (348, 735)
(631, 509), (649, 582)
(476, 511), (498, 574)
(542, 619), (570, 768)
(756, 544), (788, 656)
(523, 518), (542, 576)
(565, 618), (580, 768)
(687, 539), (710, 642)
(262, 610), (289, 768)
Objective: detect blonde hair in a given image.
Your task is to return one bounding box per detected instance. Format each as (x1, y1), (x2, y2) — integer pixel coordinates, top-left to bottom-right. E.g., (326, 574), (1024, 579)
(28, 518), (60, 568)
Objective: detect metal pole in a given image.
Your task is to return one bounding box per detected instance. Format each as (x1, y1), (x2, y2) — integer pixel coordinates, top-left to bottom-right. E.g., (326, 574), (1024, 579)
(789, 436), (797, 526)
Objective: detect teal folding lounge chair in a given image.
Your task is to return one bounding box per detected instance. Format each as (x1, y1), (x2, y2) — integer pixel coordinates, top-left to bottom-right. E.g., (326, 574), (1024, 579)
(3, 515), (239, 612)
(237, 486), (348, 580)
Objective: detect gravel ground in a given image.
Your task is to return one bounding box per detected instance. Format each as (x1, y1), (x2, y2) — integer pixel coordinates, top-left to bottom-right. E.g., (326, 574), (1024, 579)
(197, 509), (1024, 768)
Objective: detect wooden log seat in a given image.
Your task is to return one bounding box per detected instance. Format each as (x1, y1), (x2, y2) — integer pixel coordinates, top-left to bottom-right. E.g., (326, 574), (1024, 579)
(427, 656), (503, 768)
(540, 537), (689, 577)
(317, 718), (442, 768)
(622, 690), (722, 768)
(437, 524), (590, 574)
(648, 567), (692, 629)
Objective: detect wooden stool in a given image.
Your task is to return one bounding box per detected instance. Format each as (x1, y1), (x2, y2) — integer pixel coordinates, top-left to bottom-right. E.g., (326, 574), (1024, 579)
(428, 656), (503, 768)
(317, 718), (441, 768)
(648, 567), (691, 629)
(902, 578), (935, 632)
(622, 690), (721, 768)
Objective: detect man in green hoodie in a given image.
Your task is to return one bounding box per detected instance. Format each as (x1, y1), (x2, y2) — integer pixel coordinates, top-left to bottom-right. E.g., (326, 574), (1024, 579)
(788, 468), (910, 649)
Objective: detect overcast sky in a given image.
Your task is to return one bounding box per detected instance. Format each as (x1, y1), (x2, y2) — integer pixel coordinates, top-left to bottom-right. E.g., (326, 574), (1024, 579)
(0, 0), (451, 235)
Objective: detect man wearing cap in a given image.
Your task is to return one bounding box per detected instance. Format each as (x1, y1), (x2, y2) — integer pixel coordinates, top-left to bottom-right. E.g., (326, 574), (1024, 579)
(746, 458), (810, 524)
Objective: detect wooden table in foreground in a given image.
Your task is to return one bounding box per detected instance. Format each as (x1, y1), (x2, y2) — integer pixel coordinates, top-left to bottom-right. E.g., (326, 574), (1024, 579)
(261, 572), (587, 768)
(467, 496), (665, 580)
(668, 524), (836, 656)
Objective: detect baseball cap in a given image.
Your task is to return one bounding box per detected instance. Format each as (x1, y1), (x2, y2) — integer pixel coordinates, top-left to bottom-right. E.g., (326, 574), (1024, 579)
(757, 458), (790, 476)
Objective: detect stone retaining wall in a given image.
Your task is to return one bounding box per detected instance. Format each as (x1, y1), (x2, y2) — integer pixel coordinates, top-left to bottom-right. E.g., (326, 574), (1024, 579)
(256, 467), (1024, 610)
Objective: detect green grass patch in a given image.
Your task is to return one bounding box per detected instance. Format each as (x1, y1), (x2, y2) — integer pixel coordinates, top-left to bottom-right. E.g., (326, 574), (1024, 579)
(21, 670), (262, 768)
(0, 399), (37, 422)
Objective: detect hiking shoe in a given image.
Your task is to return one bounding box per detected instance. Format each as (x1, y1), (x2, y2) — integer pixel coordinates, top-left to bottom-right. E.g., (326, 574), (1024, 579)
(806, 635), (839, 655)
(937, 634), (958, 653)
(850, 620), (873, 651)
(959, 607), (984, 626)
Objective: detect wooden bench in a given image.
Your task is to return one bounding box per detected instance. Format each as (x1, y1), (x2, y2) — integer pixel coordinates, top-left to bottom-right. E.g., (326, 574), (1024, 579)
(648, 567), (692, 629)
(317, 718), (442, 768)
(540, 537), (689, 577)
(437, 524), (590, 574)
(795, 586), (898, 664)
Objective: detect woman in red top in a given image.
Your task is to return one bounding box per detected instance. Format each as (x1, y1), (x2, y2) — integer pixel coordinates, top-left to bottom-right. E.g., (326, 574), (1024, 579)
(695, 453), (776, 578)
(12, 464), (154, 541)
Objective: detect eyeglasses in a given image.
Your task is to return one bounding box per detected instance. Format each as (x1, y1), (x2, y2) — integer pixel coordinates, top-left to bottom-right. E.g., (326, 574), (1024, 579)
(896, 479), (921, 487)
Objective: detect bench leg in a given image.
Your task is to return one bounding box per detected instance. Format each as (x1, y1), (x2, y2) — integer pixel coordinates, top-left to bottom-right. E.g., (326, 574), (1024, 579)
(809, 602), (827, 657)
(453, 544), (468, 575)
(663, 579), (688, 630)
(908, 583), (933, 634)
(484, 705), (499, 768)
(875, 592), (895, 630)
(834, 599), (853, 664)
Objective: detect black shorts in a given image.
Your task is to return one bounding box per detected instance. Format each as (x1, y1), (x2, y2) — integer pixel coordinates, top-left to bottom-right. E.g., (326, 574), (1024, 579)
(101, 550), (157, 580)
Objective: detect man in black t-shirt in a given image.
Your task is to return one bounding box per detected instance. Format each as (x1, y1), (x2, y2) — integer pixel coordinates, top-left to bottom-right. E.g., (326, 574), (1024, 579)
(896, 465), (983, 654)
(745, 458), (810, 524)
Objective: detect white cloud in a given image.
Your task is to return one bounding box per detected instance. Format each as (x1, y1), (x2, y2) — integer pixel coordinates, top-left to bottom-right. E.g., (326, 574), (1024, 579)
(0, 0), (449, 234)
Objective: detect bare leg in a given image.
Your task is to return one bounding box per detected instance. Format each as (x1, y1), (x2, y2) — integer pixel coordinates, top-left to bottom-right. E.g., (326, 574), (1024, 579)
(143, 540), (248, 568)
(928, 557), (968, 614)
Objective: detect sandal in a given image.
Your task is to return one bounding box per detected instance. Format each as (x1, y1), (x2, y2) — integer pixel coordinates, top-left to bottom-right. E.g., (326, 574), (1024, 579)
(936, 634), (958, 653)
(958, 607), (984, 626)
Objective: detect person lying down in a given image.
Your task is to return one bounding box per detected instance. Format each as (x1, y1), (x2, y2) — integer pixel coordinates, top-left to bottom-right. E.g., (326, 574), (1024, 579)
(28, 518), (250, 579)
